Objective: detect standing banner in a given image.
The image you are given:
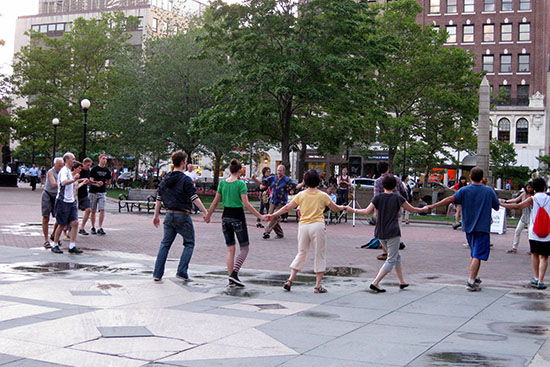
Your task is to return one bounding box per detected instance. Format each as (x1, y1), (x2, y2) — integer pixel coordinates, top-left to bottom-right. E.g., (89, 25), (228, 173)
(490, 207), (507, 234)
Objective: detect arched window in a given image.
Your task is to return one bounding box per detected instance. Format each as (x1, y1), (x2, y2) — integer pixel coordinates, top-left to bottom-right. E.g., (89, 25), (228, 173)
(498, 118), (510, 142)
(515, 118), (528, 144)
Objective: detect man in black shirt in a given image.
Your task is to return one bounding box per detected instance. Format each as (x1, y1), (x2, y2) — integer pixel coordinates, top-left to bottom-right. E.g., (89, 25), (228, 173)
(78, 158), (93, 235)
(89, 154), (111, 235)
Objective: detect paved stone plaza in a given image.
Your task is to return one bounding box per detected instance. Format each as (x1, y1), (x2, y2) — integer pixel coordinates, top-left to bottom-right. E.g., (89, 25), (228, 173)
(1, 186), (550, 366)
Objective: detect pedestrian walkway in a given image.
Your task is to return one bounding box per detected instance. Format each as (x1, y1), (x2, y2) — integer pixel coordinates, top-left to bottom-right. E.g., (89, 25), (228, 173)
(0, 245), (549, 367)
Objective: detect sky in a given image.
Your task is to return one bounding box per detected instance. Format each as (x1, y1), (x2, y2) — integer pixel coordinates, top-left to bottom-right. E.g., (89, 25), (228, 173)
(0, 0), (39, 74)
(0, 0), (243, 75)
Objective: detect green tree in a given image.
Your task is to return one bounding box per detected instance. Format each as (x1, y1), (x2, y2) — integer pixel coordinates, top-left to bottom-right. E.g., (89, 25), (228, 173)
(490, 139), (525, 183)
(205, 0), (384, 173)
(371, 0), (480, 173)
(10, 12), (139, 161)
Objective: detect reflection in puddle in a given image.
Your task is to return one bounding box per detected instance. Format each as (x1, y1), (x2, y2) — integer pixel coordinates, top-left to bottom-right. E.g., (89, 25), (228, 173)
(223, 286), (262, 297)
(508, 292), (550, 301)
(307, 266), (365, 277)
(97, 283), (123, 290)
(5, 262), (149, 276)
(297, 310), (338, 319)
(423, 352), (517, 366)
(512, 301), (550, 311)
(457, 332), (507, 341)
(489, 322), (550, 338)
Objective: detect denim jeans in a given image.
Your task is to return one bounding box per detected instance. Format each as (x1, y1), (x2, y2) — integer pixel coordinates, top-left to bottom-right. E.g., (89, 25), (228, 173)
(153, 212), (195, 279)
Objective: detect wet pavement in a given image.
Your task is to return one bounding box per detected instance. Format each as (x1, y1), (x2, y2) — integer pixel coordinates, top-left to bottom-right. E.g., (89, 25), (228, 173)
(1, 185), (550, 366)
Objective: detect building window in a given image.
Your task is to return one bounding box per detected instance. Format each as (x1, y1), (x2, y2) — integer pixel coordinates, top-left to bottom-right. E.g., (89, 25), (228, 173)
(500, 55), (512, 72)
(516, 118), (529, 143)
(152, 18), (158, 32)
(464, 0), (475, 13)
(430, 0), (440, 14)
(482, 55), (494, 72)
(519, 0), (531, 11)
(518, 54), (530, 72)
(502, 0), (513, 11)
(500, 23), (512, 42)
(446, 25), (457, 43)
(447, 0), (457, 13)
(56, 23), (65, 31)
(432, 25), (440, 32)
(31, 25), (40, 32)
(498, 118), (511, 142)
(498, 85), (512, 105)
(462, 25), (474, 42)
(484, 0), (495, 12)
(39, 24), (48, 33)
(518, 23), (530, 41)
(517, 85), (530, 106)
(483, 24), (494, 42)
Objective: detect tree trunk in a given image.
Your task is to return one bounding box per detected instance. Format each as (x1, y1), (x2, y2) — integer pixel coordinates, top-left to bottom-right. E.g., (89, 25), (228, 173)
(296, 142), (307, 182)
(212, 152), (223, 190)
(388, 147), (396, 173)
(280, 98), (293, 175)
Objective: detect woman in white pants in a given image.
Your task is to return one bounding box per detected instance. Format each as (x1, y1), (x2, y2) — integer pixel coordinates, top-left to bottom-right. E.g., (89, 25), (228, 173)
(505, 182), (534, 253)
(266, 170), (345, 293)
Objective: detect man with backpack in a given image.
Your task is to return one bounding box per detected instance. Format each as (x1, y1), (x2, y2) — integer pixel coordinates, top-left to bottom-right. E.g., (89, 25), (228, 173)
(500, 178), (550, 290)
(427, 167), (499, 292)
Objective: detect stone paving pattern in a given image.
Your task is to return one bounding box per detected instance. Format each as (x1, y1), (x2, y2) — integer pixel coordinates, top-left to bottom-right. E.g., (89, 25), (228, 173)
(1, 185), (550, 366)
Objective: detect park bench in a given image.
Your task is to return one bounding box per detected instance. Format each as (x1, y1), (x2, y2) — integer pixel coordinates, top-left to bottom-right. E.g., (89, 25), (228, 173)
(118, 189), (160, 214)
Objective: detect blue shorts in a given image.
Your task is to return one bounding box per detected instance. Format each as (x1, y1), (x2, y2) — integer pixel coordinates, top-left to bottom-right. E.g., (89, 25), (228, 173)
(222, 217), (249, 247)
(466, 231), (491, 261)
(55, 201), (78, 226)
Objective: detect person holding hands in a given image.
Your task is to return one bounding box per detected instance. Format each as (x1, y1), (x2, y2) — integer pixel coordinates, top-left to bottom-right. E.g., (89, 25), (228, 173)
(206, 159), (266, 287)
(348, 174), (426, 292)
(266, 169), (345, 293)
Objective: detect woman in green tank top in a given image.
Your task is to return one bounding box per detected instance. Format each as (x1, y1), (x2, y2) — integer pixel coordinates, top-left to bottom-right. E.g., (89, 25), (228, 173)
(206, 159), (265, 287)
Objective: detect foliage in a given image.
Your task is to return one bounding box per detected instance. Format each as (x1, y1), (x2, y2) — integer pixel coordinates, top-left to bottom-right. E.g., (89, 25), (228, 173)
(490, 139), (519, 181)
(204, 0), (386, 173)
(10, 12), (139, 162)
(537, 155), (550, 176)
(370, 0), (481, 174)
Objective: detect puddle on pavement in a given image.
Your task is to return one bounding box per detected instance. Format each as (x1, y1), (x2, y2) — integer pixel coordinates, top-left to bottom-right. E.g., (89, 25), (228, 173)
(306, 266), (365, 277)
(511, 301), (550, 311)
(223, 286), (263, 297)
(297, 311), (338, 319)
(489, 322), (550, 337)
(457, 333), (507, 341)
(97, 283), (123, 290)
(508, 292), (550, 300)
(7, 262), (143, 275)
(422, 352), (519, 366)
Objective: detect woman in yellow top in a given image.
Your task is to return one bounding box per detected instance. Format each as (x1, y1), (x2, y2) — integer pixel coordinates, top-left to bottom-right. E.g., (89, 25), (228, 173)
(267, 169), (345, 293)
(206, 159), (265, 287)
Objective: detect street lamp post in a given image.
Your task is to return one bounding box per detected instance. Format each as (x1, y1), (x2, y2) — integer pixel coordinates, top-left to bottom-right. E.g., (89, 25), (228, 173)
(52, 118), (59, 163)
(80, 99), (90, 161)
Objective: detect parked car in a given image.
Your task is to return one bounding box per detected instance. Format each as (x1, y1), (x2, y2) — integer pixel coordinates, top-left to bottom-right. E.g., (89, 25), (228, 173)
(116, 172), (134, 188)
(351, 177), (375, 188)
(240, 178), (260, 192)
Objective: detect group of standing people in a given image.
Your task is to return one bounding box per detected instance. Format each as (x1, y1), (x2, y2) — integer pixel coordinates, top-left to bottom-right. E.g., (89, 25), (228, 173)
(40, 153), (111, 254)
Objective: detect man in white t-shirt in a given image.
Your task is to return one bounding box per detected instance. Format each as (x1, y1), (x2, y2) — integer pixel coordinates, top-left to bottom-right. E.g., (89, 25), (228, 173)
(184, 164), (199, 213)
(51, 152), (88, 254)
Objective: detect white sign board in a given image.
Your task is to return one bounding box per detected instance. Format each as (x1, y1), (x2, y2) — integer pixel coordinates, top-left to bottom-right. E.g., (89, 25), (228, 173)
(490, 207), (507, 234)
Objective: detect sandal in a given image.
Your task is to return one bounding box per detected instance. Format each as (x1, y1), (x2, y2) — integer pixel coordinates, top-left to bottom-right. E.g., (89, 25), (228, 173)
(314, 286), (327, 293)
(283, 279), (292, 291)
(506, 248), (518, 253)
(43, 241), (51, 249)
(377, 253), (388, 261)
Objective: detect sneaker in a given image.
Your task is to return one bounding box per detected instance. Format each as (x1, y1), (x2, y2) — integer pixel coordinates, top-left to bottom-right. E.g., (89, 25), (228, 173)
(176, 274), (189, 281)
(153, 277), (161, 281)
(51, 245), (63, 254)
(537, 283), (547, 290)
(78, 229), (89, 235)
(68, 247), (83, 254)
(531, 277), (539, 286)
(262, 233), (270, 239)
(452, 222), (462, 230)
(97, 228), (106, 235)
(466, 282), (481, 292)
(91, 227), (97, 235)
(229, 272), (244, 287)
(256, 223), (264, 228)
(474, 278), (482, 285)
